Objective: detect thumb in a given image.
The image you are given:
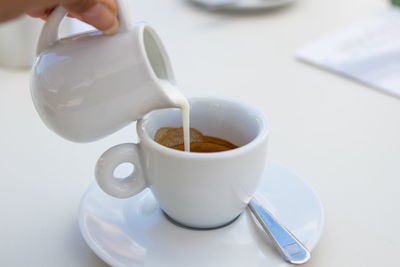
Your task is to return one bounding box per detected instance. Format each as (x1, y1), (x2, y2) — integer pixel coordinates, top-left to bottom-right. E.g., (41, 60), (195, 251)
(63, 0), (119, 35)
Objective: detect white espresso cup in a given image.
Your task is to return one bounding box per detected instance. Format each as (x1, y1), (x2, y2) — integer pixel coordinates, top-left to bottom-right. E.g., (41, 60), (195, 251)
(96, 96), (269, 229)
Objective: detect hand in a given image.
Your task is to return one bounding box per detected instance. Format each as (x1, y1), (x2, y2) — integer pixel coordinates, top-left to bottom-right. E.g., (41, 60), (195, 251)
(0, 0), (118, 35)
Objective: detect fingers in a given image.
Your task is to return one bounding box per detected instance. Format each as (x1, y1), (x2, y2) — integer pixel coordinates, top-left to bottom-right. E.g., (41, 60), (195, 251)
(0, 0), (57, 22)
(26, 6), (57, 20)
(62, 0), (118, 35)
(1, 0), (119, 35)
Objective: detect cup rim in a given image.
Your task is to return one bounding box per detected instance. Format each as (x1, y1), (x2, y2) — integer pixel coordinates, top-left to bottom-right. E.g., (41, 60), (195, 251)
(137, 94), (269, 159)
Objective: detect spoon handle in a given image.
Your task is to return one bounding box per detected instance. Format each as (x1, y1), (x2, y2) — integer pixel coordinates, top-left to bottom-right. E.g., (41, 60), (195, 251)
(248, 198), (311, 265)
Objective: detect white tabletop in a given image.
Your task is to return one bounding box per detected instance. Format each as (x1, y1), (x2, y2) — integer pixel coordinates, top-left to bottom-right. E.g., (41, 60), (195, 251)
(1, 0), (399, 266)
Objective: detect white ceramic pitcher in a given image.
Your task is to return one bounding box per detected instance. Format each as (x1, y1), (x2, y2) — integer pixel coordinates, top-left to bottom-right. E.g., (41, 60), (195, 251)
(30, 0), (180, 142)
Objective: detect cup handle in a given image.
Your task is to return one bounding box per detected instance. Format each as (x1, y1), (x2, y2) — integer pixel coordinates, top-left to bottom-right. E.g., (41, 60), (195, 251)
(95, 143), (147, 199)
(36, 0), (134, 55)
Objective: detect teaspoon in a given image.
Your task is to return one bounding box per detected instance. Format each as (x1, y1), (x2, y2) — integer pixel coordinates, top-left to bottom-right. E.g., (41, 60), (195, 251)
(248, 198), (311, 265)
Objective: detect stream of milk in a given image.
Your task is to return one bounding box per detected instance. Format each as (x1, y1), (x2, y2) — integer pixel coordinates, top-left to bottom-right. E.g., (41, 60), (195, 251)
(159, 80), (190, 152)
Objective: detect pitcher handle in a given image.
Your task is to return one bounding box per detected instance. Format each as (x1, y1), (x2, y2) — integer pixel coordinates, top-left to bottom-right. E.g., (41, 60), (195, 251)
(36, 0), (133, 55)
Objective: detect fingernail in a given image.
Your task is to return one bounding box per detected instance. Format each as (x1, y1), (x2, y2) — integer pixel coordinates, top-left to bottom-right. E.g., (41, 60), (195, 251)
(81, 3), (119, 35)
(102, 18), (119, 35)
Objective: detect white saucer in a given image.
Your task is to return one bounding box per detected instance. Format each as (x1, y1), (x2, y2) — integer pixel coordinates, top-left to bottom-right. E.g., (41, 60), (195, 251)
(189, 0), (296, 11)
(78, 161), (324, 267)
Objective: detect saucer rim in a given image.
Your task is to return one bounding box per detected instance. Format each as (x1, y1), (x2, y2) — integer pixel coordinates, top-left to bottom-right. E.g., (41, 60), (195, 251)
(278, 162), (325, 251)
(78, 185), (121, 267)
(78, 160), (324, 267)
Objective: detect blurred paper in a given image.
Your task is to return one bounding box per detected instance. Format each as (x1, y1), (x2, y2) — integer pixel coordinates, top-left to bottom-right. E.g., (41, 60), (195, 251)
(296, 7), (400, 98)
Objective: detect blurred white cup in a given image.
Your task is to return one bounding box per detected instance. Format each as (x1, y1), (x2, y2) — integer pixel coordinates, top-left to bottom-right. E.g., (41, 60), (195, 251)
(0, 15), (44, 69)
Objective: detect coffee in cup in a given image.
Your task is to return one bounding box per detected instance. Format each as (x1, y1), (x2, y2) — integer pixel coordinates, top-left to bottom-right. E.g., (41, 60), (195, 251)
(154, 127), (238, 152)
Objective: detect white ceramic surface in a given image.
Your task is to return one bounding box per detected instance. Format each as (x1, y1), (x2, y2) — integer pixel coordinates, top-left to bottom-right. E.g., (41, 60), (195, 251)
(189, 0), (295, 11)
(30, 0), (180, 143)
(80, 161), (324, 267)
(96, 96), (269, 228)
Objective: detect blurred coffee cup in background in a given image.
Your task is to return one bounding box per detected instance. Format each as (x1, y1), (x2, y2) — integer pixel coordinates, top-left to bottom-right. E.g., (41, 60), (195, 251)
(0, 15), (46, 69)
